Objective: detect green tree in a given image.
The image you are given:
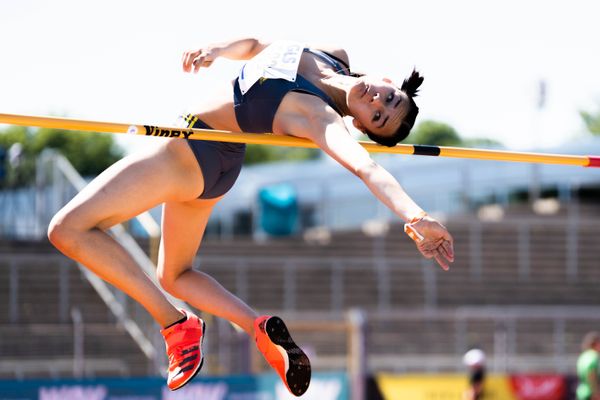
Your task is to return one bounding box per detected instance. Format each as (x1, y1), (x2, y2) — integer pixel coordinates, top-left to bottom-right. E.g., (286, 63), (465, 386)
(0, 126), (123, 187)
(351, 119), (504, 149)
(580, 104), (600, 135)
(244, 144), (320, 165)
(32, 128), (122, 176)
(462, 137), (503, 148)
(407, 120), (503, 148)
(410, 120), (462, 146)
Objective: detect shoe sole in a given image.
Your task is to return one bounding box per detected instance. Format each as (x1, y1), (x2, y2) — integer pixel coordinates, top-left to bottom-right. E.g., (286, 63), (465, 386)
(266, 316), (311, 397)
(171, 319), (206, 391)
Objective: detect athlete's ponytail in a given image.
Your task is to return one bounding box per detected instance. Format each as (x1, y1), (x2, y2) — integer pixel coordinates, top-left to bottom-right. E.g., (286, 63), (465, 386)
(400, 69), (424, 98)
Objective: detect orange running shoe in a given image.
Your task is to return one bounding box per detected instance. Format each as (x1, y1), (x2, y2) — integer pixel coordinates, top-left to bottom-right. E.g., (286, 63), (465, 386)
(161, 309), (205, 391)
(254, 315), (311, 397)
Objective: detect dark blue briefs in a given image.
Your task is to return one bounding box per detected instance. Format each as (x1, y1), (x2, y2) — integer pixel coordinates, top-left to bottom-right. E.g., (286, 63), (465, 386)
(182, 115), (246, 199)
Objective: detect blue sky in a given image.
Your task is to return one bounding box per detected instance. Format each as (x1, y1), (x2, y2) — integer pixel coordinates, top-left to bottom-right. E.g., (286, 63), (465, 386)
(1, 0), (599, 152)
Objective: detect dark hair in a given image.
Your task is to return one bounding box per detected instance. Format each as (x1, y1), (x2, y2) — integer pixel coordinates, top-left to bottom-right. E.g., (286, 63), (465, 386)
(365, 69), (424, 147)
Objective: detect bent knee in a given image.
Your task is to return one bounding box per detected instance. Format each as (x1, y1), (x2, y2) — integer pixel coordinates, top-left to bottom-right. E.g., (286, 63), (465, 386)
(156, 265), (192, 296)
(47, 210), (82, 252)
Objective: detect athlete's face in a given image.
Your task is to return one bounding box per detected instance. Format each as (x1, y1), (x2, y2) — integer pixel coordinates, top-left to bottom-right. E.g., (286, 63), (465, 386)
(347, 76), (409, 137)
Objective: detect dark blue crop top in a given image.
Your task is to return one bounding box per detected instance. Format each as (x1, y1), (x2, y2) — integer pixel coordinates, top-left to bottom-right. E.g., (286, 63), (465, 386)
(233, 48), (350, 134)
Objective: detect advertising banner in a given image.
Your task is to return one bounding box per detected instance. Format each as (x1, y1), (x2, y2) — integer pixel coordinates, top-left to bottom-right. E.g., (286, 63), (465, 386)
(509, 374), (566, 400)
(376, 373), (517, 400)
(0, 372), (348, 400)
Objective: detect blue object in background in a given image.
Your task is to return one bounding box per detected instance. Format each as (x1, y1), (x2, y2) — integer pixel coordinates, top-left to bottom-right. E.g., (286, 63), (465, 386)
(0, 146), (6, 182)
(258, 183), (298, 236)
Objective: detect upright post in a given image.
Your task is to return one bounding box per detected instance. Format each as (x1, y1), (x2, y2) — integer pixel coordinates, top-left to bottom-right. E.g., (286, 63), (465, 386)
(71, 307), (85, 378)
(347, 309), (367, 400)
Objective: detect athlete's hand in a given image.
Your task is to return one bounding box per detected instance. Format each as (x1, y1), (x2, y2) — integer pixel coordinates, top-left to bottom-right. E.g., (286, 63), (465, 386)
(405, 215), (454, 270)
(182, 46), (222, 73)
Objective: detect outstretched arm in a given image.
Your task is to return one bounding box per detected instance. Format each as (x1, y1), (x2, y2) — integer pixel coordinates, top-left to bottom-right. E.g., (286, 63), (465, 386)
(182, 38), (269, 73)
(293, 105), (454, 269)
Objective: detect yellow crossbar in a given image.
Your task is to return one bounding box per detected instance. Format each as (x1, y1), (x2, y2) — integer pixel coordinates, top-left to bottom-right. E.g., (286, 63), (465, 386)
(1, 113), (598, 168)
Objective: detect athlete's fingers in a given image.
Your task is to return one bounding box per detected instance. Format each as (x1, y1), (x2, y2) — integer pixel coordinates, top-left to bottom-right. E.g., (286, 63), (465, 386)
(182, 52), (193, 72)
(183, 50), (200, 73)
(193, 50), (216, 72)
(418, 244), (448, 270)
(182, 52), (192, 72)
(434, 251), (449, 271)
(441, 240), (454, 262)
(443, 231), (454, 252)
(420, 237), (443, 253)
(193, 55), (203, 73)
(438, 245), (452, 268)
(418, 240), (434, 255)
(418, 246), (435, 259)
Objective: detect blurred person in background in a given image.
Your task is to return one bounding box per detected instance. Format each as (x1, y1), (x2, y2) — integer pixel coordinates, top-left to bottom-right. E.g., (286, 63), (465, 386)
(463, 348), (487, 400)
(577, 332), (600, 400)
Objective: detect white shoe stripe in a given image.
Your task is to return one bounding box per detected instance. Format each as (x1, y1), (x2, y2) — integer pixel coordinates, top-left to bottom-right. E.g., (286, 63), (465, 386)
(274, 344), (290, 375)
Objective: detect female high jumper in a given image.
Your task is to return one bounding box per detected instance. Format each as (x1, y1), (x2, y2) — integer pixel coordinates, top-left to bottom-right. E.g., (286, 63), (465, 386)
(47, 38), (454, 396)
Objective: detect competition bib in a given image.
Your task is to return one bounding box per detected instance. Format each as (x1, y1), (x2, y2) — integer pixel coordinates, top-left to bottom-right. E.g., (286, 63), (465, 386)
(238, 40), (304, 95)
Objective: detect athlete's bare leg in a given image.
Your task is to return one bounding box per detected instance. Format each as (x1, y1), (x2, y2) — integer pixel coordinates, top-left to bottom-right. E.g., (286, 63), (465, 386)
(157, 198), (258, 335)
(48, 139), (203, 327)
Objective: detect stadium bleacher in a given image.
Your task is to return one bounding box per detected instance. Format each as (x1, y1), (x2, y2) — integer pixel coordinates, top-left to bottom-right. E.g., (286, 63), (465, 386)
(1, 198), (598, 378)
